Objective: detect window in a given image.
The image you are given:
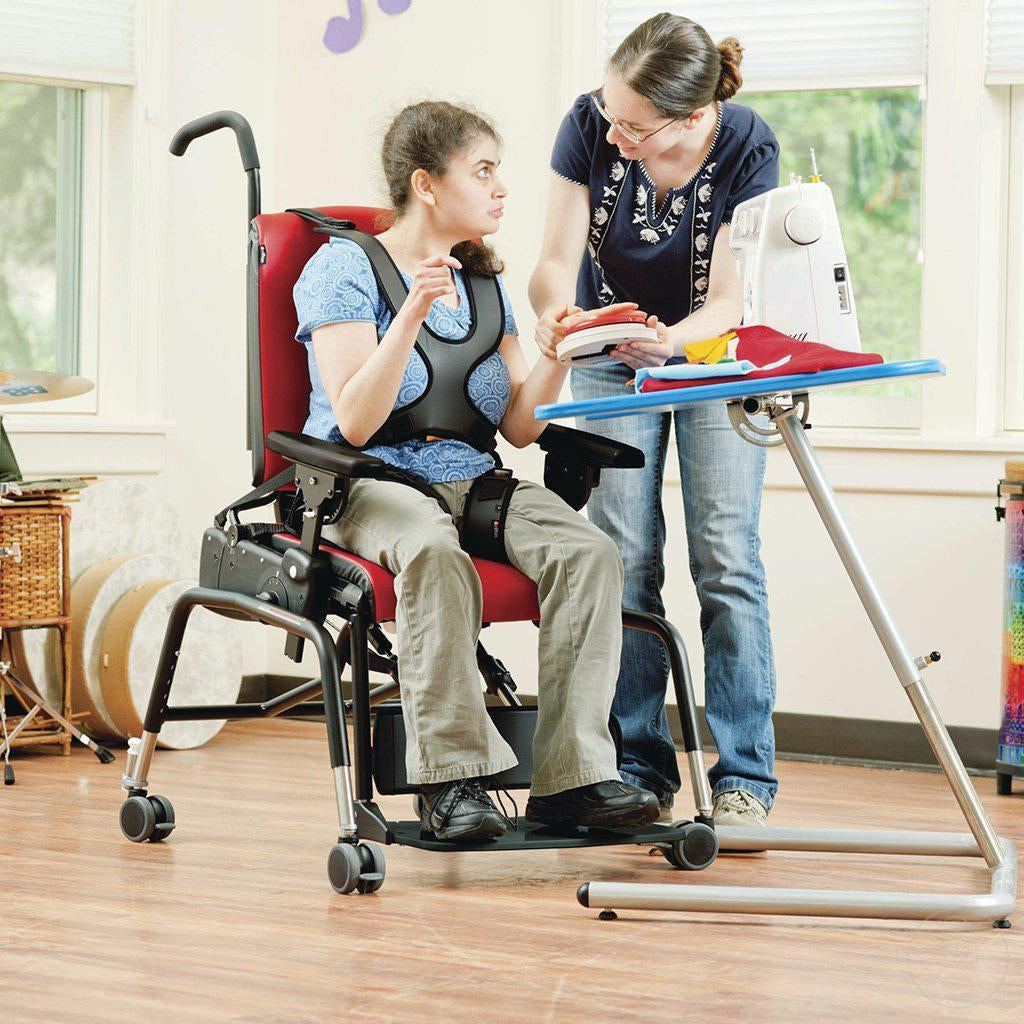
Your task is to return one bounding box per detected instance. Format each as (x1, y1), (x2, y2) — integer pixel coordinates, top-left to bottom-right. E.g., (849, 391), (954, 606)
(1003, 87), (1024, 430)
(599, 2), (929, 428)
(0, 79), (83, 376)
(742, 87), (925, 405)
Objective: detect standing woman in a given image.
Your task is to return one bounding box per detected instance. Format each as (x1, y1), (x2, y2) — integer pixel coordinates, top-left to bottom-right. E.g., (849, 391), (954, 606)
(529, 13), (780, 829)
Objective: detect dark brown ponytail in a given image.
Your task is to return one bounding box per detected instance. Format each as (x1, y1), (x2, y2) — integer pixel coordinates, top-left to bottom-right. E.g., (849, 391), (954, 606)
(380, 100), (504, 277)
(610, 13), (744, 116)
(715, 36), (744, 102)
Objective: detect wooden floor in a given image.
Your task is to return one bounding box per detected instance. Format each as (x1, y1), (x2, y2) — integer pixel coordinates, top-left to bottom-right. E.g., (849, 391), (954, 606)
(2, 719), (1021, 1023)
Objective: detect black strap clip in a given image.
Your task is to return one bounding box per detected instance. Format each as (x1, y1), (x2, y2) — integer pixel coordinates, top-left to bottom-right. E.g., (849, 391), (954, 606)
(460, 467), (518, 563)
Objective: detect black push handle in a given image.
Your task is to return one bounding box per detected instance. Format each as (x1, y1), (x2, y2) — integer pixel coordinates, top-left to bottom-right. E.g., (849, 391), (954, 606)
(169, 110), (260, 171)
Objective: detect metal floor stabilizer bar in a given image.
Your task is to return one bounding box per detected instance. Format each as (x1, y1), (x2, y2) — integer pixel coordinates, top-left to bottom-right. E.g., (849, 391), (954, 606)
(579, 394), (1017, 926)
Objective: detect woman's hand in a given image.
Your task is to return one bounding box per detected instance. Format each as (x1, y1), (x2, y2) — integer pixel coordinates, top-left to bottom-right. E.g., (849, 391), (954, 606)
(401, 255), (462, 323)
(534, 301), (583, 362)
(609, 315), (674, 369)
(534, 300), (641, 362)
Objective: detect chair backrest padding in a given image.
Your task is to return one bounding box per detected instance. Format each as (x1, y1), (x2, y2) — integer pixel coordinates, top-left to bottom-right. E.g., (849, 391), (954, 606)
(250, 205), (388, 485)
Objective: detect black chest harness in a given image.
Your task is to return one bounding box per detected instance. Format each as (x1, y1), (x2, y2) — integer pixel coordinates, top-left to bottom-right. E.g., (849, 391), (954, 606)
(288, 209), (520, 564)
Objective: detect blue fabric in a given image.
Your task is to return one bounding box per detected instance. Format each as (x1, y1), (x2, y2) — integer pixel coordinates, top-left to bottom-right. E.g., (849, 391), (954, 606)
(571, 363), (778, 809)
(293, 236), (516, 484)
(551, 93), (780, 328)
(634, 360), (755, 390)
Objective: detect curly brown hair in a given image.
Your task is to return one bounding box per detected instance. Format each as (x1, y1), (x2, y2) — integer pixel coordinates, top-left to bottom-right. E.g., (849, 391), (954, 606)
(379, 100), (504, 278)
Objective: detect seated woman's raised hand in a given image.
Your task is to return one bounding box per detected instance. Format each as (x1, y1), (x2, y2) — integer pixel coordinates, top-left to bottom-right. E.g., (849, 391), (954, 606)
(401, 255), (463, 323)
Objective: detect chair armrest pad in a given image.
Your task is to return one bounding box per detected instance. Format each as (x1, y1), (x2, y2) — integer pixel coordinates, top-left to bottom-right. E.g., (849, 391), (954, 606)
(536, 423), (644, 470)
(267, 431), (390, 479)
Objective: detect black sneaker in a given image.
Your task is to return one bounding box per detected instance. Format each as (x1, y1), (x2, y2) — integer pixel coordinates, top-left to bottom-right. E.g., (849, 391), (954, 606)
(525, 780), (659, 830)
(419, 777), (512, 841)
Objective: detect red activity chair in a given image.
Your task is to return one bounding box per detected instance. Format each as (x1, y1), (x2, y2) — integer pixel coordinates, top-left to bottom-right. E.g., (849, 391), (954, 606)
(115, 111), (717, 894)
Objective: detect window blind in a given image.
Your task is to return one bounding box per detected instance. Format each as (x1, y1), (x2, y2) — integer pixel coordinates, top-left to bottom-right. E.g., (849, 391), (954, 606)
(987, 0), (1024, 84)
(602, 2), (929, 90)
(0, 0), (135, 85)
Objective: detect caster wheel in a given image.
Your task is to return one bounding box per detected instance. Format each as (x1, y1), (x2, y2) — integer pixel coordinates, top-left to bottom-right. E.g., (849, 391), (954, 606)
(120, 795), (176, 843)
(356, 843), (386, 894)
(664, 821), (718, 871)
(147, 795), (176, 842)
(328, 842), (386, 895)
(120, 795), (156, 842)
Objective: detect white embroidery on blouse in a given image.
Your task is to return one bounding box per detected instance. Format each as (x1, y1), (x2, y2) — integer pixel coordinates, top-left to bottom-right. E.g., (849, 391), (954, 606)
(631, 104), (723, 246)
(583, 103), (724, 308)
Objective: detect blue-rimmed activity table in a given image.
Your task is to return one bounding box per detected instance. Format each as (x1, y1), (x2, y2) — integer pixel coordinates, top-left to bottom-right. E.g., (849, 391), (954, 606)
(536, 359), (1017, 926)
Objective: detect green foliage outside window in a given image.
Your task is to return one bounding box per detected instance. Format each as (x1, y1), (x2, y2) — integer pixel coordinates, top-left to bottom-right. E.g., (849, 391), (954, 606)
(0, 80), (80, 375)
(741, 88), (924, 398)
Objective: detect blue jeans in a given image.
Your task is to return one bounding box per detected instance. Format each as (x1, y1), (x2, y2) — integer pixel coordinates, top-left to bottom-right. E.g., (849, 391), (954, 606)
(571, 365), (778, 810)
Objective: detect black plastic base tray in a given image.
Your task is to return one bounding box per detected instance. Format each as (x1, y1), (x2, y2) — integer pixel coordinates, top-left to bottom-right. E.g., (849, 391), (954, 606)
(386, 819), (691, 852)
(996, 759), (1024, 777)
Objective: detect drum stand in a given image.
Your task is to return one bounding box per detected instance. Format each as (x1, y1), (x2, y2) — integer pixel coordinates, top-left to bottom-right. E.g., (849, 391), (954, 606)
(0, 647), (115, 785)
(579, 392), (1017, 926)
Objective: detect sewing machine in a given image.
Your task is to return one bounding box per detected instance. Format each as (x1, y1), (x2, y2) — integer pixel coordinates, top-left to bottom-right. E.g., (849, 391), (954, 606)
(729, 150), (861, 352)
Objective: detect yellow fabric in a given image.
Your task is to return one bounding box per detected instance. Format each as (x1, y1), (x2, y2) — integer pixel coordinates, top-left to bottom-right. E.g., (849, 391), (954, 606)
(683, 331), (737, 365)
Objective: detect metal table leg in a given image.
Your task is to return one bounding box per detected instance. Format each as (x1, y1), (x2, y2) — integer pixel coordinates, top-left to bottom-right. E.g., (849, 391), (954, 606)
(580, 397), (1016, 925)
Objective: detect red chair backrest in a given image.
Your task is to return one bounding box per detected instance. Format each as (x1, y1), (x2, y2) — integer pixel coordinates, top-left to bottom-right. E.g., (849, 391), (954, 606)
(249, 205), (389, 485)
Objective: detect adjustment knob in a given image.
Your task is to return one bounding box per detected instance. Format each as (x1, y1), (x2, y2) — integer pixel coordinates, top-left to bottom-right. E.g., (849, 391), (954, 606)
(784, 204), (824, 245)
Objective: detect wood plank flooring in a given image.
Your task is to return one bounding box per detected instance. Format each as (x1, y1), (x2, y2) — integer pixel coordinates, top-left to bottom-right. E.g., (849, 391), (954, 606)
(1, 719), (1021, 1023)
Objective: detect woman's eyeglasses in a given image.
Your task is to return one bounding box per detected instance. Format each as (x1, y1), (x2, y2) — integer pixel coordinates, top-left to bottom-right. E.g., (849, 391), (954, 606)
(590, 88), (679, 145)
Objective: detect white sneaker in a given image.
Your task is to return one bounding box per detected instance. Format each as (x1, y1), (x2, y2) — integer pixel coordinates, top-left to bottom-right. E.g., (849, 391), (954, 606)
(712, 789), (769, 827)
(712, 790), (768, 853)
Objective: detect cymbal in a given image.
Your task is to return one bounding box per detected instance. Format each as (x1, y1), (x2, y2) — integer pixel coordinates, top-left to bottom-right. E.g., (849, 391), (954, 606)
(0, 369), (95, 404)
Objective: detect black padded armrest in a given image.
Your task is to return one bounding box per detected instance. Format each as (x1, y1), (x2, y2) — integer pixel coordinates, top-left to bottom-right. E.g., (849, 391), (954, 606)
(536, 423), (644, 470)
(267, 430), (390, 479)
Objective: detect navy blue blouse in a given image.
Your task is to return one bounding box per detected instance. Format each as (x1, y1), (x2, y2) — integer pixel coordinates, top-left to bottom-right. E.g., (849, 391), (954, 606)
(551, 93), (780, 327)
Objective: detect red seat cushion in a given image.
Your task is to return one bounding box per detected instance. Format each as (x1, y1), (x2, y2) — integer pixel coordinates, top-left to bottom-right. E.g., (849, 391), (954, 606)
(272, 533), (540, 624)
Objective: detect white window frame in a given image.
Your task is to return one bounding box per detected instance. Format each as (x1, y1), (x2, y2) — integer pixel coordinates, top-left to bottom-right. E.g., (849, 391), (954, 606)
(1, 0), (170, 474)
(0, 73), (99, 415)
(563, 0), (1014, 453)
(1002, 87), (1024, 430)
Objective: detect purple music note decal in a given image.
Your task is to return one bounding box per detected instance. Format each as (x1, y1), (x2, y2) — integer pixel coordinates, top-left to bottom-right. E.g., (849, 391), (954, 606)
(323, 0), (364, 53)
(378, 0), (412, 13)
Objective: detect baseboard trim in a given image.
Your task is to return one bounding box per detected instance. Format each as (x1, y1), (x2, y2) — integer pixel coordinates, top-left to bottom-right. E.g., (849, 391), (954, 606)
(240, 675), (999, 775)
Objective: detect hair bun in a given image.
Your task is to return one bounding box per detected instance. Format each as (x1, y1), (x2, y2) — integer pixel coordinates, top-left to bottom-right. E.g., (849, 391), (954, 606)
(715, 36), (744, 102)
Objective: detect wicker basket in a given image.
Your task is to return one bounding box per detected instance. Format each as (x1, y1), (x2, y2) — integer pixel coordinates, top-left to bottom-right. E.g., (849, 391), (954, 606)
(0, 502), (73, 755)
(0, 504), (70, 628)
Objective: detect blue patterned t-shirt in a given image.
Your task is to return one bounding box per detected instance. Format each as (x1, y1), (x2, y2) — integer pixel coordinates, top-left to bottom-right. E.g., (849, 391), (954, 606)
(293, 236), (516, 484)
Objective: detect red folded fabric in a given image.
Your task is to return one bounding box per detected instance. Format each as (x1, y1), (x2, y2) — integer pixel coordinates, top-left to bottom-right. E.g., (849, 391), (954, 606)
(638, 325), (884, 393)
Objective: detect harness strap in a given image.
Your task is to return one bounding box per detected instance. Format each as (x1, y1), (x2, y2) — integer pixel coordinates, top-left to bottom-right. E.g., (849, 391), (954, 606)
(287, 208), (503, 453)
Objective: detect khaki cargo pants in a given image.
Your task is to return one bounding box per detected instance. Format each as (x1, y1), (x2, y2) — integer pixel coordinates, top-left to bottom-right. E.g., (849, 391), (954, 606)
(321, 476), (624, 796)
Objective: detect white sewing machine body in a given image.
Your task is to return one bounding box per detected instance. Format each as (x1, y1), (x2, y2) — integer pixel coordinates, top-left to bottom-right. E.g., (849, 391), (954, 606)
(729, 178), (860, 352)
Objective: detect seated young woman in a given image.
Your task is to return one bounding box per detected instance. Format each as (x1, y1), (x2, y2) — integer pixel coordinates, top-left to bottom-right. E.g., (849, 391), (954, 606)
(293, 100), (659, 842)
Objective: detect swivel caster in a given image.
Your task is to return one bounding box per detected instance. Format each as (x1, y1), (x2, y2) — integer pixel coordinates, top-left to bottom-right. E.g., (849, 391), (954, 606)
(662, 820), (718, 871)
(119, 794), (176, 843)
(327, 841), (386, 895)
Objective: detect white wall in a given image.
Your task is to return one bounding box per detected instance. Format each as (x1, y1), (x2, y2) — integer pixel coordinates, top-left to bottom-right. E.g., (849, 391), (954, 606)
(10, 0), (1012, 733)
(261, 0), (567, 689)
